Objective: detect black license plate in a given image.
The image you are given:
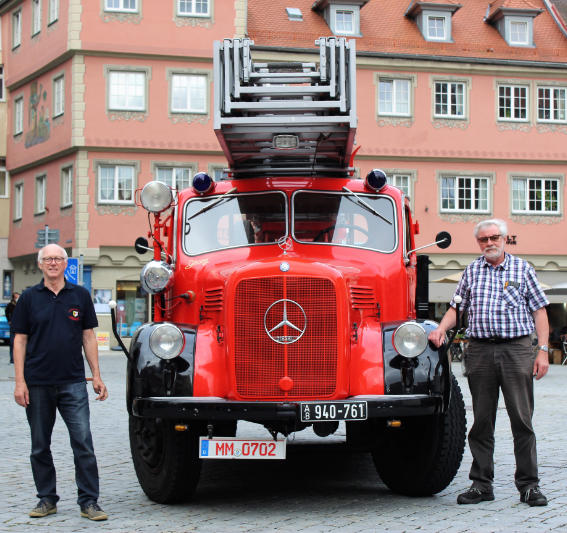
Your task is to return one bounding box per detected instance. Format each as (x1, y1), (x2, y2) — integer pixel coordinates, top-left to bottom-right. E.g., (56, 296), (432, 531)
(300, 401), (367, 422)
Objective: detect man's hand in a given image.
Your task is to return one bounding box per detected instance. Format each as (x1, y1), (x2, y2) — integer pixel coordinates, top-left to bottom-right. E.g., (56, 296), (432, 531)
(14, 381), (30, 407)
(92, 377), (108, 401)
(428, 327), (447, 348)
(533, 350), (549, 380)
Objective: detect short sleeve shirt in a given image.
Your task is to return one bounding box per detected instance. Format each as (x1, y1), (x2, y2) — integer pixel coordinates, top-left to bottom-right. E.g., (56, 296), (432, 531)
(11, 280), (98, 385)
(450, 253), (548, 339)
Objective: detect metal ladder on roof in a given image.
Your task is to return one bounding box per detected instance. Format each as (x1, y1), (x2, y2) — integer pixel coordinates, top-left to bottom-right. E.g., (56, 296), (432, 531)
(213, 37), (357, 178)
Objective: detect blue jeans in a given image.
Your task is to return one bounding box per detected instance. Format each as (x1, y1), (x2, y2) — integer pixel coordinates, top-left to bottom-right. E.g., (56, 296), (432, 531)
(26, 382), (99, 506)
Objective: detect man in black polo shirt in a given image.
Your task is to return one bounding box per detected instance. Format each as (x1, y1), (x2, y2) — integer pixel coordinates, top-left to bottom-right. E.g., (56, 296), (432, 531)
(12, 244), (109, 521)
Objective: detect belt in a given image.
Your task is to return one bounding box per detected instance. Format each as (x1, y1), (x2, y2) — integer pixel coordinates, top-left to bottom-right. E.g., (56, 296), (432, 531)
(470, 335), (529, 344)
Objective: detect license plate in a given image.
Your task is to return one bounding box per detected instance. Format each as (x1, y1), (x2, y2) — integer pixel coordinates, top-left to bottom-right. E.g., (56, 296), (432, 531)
(300, 401), (368, 422)
(199, 437), (286, 460)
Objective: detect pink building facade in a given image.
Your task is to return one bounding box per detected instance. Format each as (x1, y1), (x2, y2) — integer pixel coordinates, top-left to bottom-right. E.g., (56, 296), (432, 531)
(1, 0), (566, 340)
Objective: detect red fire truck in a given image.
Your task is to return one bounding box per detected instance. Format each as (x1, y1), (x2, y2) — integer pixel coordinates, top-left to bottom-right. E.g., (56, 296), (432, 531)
(112, 37), (466, 503)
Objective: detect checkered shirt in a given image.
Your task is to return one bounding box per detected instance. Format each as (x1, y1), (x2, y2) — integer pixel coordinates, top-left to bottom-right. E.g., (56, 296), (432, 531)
(451, 253), (549, 339)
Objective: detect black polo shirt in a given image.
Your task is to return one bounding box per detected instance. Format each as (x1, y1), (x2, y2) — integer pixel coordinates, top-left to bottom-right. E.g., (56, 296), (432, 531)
(11, 280), (98, 386)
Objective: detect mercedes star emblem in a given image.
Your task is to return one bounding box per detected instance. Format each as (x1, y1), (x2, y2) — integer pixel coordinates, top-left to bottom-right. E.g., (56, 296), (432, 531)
(264, 299), (307, 344)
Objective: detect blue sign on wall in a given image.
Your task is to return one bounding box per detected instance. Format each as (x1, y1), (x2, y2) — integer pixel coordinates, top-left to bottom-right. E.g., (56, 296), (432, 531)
(65, 258), (79, 284)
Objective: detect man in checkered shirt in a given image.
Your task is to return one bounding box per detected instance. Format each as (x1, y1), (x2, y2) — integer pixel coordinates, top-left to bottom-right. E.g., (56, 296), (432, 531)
(429, 218), (549, 507)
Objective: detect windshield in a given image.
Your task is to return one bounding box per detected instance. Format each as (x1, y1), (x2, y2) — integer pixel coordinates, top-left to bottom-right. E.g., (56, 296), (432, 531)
(183, 192), (287, 255)
(292, 191), (397, 252)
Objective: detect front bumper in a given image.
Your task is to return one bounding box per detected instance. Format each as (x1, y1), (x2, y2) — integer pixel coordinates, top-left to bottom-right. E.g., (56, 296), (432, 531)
(132, 394), (443, 422)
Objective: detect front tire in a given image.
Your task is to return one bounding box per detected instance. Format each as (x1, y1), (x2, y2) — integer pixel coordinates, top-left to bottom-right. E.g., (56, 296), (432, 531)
(372, 374), (466, 496)
(129, 415), (202, 503)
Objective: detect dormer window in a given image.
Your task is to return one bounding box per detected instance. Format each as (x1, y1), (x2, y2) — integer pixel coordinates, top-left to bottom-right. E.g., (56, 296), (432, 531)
(405, 2), (461, 43)
(485, 4), (543, 48)
(312, 0), (368, 37)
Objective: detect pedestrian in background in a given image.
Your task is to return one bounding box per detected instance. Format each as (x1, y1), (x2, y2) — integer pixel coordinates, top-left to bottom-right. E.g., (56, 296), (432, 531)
(5, 291), (19, 364)
(12, 244), (109, 521)
(429, 219), (549, 507)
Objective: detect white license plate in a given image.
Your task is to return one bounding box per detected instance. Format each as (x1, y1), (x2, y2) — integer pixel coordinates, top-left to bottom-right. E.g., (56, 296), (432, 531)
(199, 437), (286, 460)
(300, 401), (368, 422)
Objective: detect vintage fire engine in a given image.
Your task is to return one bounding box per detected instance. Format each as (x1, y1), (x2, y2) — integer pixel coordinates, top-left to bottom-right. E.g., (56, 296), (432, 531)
(111, 37), (466, 503)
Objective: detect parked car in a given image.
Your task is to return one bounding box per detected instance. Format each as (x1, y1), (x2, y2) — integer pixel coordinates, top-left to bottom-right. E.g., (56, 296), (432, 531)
(0, 304), (10, 345)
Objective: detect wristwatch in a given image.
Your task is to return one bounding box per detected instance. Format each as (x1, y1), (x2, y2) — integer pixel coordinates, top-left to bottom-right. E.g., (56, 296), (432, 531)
(537, 345), (549, 352)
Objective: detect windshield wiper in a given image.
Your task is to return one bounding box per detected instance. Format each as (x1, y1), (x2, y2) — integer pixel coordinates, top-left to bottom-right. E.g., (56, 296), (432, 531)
(185, 187), (237, 222)
(342, 186), (392, 225)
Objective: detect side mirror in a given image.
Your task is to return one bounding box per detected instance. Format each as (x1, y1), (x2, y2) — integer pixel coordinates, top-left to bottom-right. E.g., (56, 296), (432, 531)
(435, 231), (451, 249)
(135, 237), (150, 255)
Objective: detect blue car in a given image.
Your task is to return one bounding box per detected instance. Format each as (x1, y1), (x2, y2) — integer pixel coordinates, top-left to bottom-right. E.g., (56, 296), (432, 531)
(0, 304), (10, 345)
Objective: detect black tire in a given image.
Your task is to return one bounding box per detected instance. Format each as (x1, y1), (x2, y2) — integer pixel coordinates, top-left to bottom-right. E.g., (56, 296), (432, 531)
(372, 374), (466, 496)
(129, 415), (202, 503)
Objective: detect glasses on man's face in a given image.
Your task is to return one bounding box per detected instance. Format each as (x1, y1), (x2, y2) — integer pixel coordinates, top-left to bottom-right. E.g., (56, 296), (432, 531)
(41, 257), (66, 264)
(477, 234), (502, 244)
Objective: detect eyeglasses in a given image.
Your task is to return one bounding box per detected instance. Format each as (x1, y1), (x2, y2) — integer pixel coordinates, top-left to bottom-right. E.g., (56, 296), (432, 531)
(477, 234), (502, 244)
(41, 256), (66, 264)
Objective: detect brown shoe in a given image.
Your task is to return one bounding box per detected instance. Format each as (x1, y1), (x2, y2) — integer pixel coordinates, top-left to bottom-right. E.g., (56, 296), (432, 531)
(80, 501), (108, 521)
(29, 500), (57, 518)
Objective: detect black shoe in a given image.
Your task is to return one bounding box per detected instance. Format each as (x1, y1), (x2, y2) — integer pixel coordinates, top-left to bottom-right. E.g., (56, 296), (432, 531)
(29, 499), (57, 518)
(457, 486), (495, 504)
(80, 501), (108, 521)
(520, 486), (548, 507)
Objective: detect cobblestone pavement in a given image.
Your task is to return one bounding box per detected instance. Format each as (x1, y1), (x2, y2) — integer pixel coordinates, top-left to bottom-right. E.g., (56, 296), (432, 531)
(1, 345), (566, 533)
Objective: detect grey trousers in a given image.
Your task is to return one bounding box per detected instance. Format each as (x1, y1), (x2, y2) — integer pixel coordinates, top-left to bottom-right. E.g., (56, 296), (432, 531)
(465, 336), (539, 493)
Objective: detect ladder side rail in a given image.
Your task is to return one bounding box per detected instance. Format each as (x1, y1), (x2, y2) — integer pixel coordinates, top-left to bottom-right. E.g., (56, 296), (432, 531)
(223, 39), (233, 114)
(233, 38), (241, 99)
(338, 39), (347, 113)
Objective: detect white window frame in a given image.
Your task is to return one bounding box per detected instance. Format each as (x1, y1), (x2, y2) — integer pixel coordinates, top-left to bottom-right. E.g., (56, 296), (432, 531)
(426, 14), (449, 41)
(97, 164), (136, 204)
(48, 0), (59, 24)
(537, 86), (567, 123)
(12, 9), (22, 48)
(498, 84), (529, 122)
(61, 166), (73, 207)
(105, 0), (138, 13)
(0, 168), (8, 199)
(53, 75), (65, 118)
(35, 175), (47, 214)
(506, 16), (531, 46)
(434, 81), (466, 118)
(14, 97), (24, 135)
(378, 78), (411, 117)
(170, 73), (207, 114)
(14, 182), (23, 221)
(387, 174), (411, 197)
(328, 4), (360, 36)
(334, 8), (355, 35)
(32, 0), (41, 36)
(108, 70), (146, 112)
(156, 166), (193, 191)
(0, 66), (5, 102)
(177, 0), (210, 17)
(440, 175), (490, 213)
(511, 176), (560, 215)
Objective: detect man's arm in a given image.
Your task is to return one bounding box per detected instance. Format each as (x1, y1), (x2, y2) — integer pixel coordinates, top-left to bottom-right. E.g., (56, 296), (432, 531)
(532, 307), (549, 380)
(83, 328), (108, 401)
(428, 306), (457, 348)
(13, 333), (29, 407)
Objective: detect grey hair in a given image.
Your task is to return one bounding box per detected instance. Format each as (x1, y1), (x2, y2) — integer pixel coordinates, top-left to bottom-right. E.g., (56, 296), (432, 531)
(473, 219), (508, 238)
(38, 244), (69, 263)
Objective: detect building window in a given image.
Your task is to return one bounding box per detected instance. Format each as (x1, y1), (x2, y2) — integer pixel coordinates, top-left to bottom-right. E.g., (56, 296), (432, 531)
(53, 75), (65, 117)
(498, 85), (528, 121)
(426, 15), (448, 40)
(441, 176), (489, 213)
(178, 0), (210, 17)
(14, 183), (23, 220)
(387, 174), (411, 198)
(61, 166), (73, 207)
(98, 164), (135, 203)
(335, 9), (355, 34)
(0, 168), (8, 198)
(115, 280), (148, 337)
(105, 0), (138, 12)
(35, 175), (47, 214)
(512, 177), (560, 214)
(171, 74), (207, 113)
(3, 271), (14, 300)
(379, 78), (410, 116)
(0, 66), (5, 101)
(537, 87), (567, 123)
(509, 19), (528, 45)
(156, 166), (192, 191)
(108, 71), (146, 111)
(32, 0), (41, 35)
(434, 81), (465, 118)
(12, 9), (22, 48)
(14, 97), (24, 135)
(210, 166), (228, 181)
(48, 0), (59, 24)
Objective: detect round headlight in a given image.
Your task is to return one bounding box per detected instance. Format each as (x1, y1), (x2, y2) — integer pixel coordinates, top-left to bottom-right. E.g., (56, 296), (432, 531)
(141, 181), (173, 213)
(393, 322), (428, 358)
(140, 260), (173, 294)
(149, 323), (185, 360)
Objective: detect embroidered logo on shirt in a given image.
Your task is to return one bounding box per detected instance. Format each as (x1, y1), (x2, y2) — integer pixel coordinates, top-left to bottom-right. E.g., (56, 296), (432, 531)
(68, 308), (80, 321)
(504, 281), (520, 289)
